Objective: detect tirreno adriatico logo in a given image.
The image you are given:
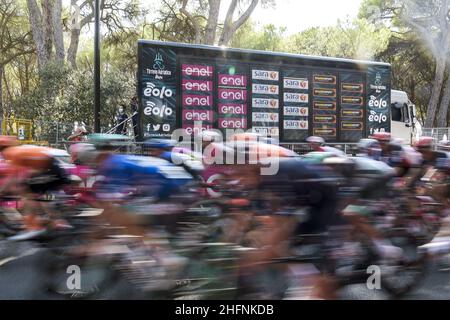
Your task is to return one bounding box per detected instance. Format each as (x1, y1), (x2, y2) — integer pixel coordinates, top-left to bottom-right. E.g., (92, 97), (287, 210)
(370, 72), (387, 93)
(374, 72), (382, 86)
(146, 50), (171, 76)
(153, 51), (165, 70)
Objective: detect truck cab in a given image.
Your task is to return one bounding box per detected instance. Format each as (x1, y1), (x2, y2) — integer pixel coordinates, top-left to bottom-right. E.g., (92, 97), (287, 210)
(390, 89), (418, 145)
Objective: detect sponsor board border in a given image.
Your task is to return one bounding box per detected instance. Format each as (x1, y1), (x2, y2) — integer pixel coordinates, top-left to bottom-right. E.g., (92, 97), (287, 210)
(341, 96), (363, 106)
(341, 82), (364, 93)
(313, 100), (336, 110)
(313, 114), (337, 124)
(341, 121), (363, 131)
(313, 74), (337, 85)
(341, 108), (363, 118)
(313, 128), (337, 136)
(313, 88), (336, 98)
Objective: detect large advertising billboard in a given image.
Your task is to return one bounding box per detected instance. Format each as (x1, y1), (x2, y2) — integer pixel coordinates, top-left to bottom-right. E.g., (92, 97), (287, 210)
(138, 41), (391, 142)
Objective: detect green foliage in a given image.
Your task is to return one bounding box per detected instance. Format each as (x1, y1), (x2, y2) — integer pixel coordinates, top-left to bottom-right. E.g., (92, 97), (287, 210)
(284, 18), (390, 60)
(2, 0), (447, 141)
(231, 22), (287, 51)
(11, 63), (135, 143)
(232, 18), (390, 62)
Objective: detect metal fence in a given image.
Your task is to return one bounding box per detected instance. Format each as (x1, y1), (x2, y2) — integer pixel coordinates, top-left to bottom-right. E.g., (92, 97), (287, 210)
(75, 141), (358, 157)
(38, 117), (138, 149)
(421, 128), (450, 142)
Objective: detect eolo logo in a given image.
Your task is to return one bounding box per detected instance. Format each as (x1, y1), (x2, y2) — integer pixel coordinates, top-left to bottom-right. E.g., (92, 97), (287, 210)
(368, 110), (387, 123)
(368, 95), (387, 108)
(144, 101), (173, 117)
(144, 82), (173, 99)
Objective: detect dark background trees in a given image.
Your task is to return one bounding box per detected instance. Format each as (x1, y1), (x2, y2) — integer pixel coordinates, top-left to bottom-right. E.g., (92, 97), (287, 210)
(0, 0), (448, 144)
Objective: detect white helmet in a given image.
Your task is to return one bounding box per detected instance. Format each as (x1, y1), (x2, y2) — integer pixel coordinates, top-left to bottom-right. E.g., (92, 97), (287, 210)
(306, 136), (325, 144)
(357, 138), (379, 151)
(69, 143), (96, 164)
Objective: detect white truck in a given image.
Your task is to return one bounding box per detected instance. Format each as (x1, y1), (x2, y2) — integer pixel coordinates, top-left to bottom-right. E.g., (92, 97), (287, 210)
(390, 89), (420, 145)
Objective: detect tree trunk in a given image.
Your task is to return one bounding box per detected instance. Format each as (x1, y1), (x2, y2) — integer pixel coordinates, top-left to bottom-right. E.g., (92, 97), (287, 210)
(0, 65), (3, 119)
(180, 0), (202, 44)
(67, 0), (94, 69)
(42, 0), (54, 63)
(27, 0), (47, 69)
(437, 73), (450, 127)
(204, 0), (221, 45)
(2, 67), (12, 104)
(52, 0), (65, 63)
(67, 0), (79, 68)
(218, 0), (237, 46)
(425, 55), (446, 127)
(219, 0), (259, 46)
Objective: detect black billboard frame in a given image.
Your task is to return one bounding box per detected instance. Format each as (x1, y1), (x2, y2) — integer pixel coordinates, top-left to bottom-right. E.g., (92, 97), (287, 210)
(137, 40), (391, 143)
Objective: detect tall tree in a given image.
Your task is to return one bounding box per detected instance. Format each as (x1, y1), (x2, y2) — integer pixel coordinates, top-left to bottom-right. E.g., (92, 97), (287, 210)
(400, 0), (450, 127)
(26, 0), (48, 68)
(0, 0), (33, 113)
(218, 0), (259, 45)
(154, 0), (273, 45)
(66, 0), (142, 68)
(361, 0), (450, 127)
(52, 0), (64, 62)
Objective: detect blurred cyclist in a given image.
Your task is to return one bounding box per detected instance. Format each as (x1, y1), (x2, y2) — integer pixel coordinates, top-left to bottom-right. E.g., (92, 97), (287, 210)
(0, 136), (20, 191)
(307, 136), (345, 156)
(307, 136), (325, 152)
(88, 134), (194, 237)
(414, 136), (446, 167)
(65, 143), (98, 205)
(372, 132), (421, 185)
(3, 145), (72, 240)
(221, 139), (342, 299)
(143, 138), (203, 180)
(0, 135), (19, 159)
(415, 137), (449, 209)
(438, 139), (450, 152)
(357, 138), (381, 160)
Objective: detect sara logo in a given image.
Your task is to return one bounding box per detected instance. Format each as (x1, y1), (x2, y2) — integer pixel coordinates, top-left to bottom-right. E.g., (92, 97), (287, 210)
(368, 110), (387, 123)
(252, 84), (279, 95)
(144, 82), (173, 99)
(153, 51), (165, 70)
(144, 101), (173, 117)
(368, 95), (387, 108)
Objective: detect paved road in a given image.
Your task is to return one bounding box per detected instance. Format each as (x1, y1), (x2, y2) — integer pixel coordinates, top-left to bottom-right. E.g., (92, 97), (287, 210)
(3, 220), (450, 300)
(3, 245), (450, 300)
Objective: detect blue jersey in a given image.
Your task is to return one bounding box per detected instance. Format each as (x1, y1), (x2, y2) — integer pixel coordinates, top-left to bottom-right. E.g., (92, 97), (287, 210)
(97, 154), (193, 201)
(435, 152), (450, 173)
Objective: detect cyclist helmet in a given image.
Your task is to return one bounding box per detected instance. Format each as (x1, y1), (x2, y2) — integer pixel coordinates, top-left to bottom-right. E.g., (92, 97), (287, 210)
(391, 138), (405, 146)
(306, 136), (325, 145)
(0, 135), (19, 150)
(371, 132), (391, 142)
(87, 133), (131, 150)
(357, 138), (378, 152)
(69, 143), (96, 164)
(143, 138), (177, 150)
(3, 145), (53, 170)
(415, 136), (434, 150)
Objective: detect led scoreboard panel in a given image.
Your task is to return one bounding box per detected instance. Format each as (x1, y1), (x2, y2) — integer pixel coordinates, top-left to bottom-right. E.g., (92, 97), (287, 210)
(138, 40), (391, 142)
